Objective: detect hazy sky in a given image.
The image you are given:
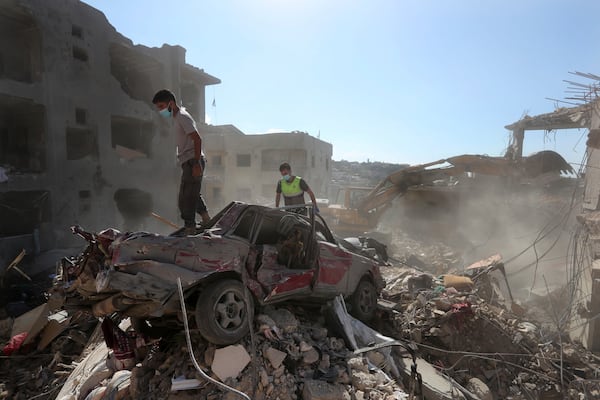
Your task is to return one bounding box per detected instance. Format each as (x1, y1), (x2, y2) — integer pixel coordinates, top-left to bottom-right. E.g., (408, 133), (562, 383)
(84, 0), (600, 166)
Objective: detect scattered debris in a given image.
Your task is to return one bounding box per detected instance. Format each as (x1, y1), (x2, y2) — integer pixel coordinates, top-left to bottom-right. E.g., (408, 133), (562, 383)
(1, 214), (600, 400)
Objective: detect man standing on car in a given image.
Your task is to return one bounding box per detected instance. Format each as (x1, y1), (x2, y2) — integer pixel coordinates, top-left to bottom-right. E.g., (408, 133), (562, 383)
(152, 89), (210, 234)
(275, 162), (319, 215)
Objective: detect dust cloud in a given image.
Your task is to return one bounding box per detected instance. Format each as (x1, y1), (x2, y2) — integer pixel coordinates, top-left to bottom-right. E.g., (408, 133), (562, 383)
(376, 176), (582, 300)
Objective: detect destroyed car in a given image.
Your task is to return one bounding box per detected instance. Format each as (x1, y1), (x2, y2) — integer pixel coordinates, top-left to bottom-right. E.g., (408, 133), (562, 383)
(52, 202), (386, 345)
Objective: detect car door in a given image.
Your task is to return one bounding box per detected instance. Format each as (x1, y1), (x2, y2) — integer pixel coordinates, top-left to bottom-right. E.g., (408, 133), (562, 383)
(259, 244), (315, 303)
(251, 210), (315, 304)
(312, 241), (351, 297)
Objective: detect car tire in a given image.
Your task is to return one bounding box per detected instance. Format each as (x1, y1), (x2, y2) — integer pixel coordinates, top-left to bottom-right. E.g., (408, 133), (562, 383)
(195, 279), (254, 345)
(348, 278), (377, 322)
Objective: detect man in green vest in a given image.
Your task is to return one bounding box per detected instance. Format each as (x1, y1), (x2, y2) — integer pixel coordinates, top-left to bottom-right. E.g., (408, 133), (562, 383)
(275, 162), (319, 215)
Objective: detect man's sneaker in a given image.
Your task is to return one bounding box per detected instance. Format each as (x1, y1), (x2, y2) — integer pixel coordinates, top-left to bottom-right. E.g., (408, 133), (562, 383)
(184, 227), (196, 236)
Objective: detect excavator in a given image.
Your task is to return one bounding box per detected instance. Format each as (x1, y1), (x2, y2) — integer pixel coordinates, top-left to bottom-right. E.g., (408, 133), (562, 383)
(320, 150), (575, 237)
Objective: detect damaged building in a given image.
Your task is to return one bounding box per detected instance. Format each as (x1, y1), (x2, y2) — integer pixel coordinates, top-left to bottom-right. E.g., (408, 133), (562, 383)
(0, 0), (219, 260)
(504, 80), (600, 354)
(0, 0), (333, 270)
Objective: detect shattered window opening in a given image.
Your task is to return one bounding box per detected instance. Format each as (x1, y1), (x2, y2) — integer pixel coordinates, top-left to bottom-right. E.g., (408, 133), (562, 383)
(109, 43), (164, 103)
(66, 127), (98, 160)
(71, 24), (83, 39)
(0, 190), (50, 236)
(111, 116), (154, 159)
(0, 6), (42, 82)
(0, 95), (46, 172)
(72, 46), (88, 62)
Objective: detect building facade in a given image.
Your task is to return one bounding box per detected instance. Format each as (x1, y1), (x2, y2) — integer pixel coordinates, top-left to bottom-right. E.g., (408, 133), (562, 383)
(0, 0), (219, 257)
(202, 128), (332, 210)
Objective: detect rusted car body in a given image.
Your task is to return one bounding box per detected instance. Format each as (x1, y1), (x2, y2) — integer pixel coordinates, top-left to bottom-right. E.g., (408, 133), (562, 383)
(53, 202), (386, 344)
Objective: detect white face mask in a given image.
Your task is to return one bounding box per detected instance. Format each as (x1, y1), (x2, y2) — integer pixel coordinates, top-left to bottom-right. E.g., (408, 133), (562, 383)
(282, 174), (291, 182)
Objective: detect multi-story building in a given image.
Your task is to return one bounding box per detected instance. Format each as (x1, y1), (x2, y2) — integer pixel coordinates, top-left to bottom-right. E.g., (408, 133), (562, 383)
(202, 127), (332, 210)
(0, 0), (219, 261)
(0, 0), (333, 271)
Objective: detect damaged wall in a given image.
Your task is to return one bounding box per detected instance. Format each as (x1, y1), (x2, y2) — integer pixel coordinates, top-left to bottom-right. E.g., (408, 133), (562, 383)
(574, 99), (600, 351)
(0, 0), (220, 251)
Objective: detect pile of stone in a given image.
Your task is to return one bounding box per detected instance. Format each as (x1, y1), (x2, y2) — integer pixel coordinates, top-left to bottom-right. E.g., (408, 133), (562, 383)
(63, 305), (409, 400)
(0, 310), (98, 400)
(378, 258), (600, 400)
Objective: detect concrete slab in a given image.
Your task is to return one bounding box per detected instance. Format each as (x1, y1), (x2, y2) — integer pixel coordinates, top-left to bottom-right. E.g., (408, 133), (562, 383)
(211, 344), (251, 381)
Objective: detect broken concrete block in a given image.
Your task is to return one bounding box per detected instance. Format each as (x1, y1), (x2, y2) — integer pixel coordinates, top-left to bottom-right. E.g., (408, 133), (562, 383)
(311, 326), (328, 340)
(170, 377), (202, 391)
(348, 356), (369, 373)
(302, 348), (320, 364)
(265, 347), (287, 369)
(302, 379), (348, 400)
(211, 344), (251, 381)
(259, 368), (269, 388)
(466, 377), (493, 400)
(38, 311), (71, 350)
(264, 308), (299, 333)
(434, 297), (453, 311)
(299, 340), (313, 352)
(397, 356), (465, 400)
(366, 350), (386, 368)
(351, 370), (378, 391)
(319, 353), (331, 370)
(443, 274), (474, 291)
(11, 303), (49, 344)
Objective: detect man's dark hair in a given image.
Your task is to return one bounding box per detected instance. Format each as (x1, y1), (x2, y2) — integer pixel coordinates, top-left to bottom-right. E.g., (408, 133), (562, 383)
(279, 162), (291, 172)
(152, 89), (176, 104)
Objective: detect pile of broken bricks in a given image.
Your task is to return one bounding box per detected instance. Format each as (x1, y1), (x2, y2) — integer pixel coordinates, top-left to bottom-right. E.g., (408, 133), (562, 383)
(3, 249), (600, 399)
(377, 255), (600, 400)
(52, 304), (412, 400)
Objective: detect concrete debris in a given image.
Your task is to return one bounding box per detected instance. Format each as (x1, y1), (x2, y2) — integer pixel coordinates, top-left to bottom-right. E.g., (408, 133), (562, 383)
(211, 344), (251, 381)
(170, 377), (202, 391)
(265, 347), (287, 369)
(302, 379), (349, 400)
(466, 377), (493, 400)
(2, 229), (600, 400)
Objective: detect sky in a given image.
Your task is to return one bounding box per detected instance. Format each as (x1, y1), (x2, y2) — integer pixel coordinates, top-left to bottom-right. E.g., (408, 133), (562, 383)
(84, 0), (600, 166)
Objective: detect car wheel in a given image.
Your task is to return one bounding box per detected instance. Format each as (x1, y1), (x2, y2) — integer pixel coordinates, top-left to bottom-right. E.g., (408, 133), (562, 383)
(348, 279), (377, 322)
(195, 279), (254, 345)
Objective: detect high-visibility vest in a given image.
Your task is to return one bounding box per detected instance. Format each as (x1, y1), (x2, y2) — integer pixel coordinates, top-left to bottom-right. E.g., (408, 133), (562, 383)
(281, 176), (304, 198)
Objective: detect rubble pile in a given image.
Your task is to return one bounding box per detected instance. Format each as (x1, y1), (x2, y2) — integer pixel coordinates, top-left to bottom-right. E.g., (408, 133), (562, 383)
(378, 258), (600, 400)
(3, 259), (600, 399)
(386, 230), (463, 275)
(0, 310), (98, 399)
(66, 305), (409, 400)
(2, 221), (600, 399)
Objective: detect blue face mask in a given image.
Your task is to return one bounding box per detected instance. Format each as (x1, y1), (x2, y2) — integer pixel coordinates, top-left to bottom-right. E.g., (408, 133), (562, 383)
(282, 174), (291, 182)
(159, 107), (171, 118)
